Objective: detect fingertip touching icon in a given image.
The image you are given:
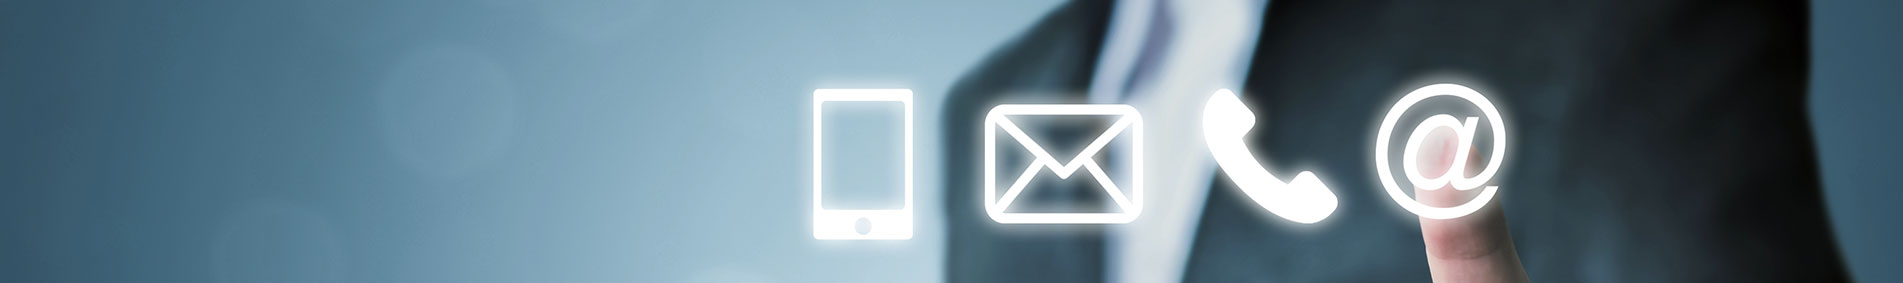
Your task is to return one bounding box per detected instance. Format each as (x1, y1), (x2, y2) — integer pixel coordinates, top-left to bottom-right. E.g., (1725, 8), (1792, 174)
(1375, 83), (1507, 220)
(809, 84), (1510, 240)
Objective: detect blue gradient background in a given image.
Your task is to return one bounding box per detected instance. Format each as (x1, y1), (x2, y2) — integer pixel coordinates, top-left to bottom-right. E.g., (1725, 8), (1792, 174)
(0, 0), (1895, 282)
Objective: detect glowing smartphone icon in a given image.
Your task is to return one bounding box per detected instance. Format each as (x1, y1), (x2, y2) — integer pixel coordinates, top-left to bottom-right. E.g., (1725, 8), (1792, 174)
(812, 89), (913, 240)
(1201, 89), (1338, 224)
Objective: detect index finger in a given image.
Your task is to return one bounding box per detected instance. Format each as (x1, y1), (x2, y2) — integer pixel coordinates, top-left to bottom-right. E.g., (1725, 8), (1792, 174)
(1413, 128), (1526, 283)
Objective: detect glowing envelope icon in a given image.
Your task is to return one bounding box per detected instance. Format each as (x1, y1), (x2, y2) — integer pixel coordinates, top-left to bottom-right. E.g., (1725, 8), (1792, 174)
(984, 104), (1143, 224)
(1374, 84), (1507, 219)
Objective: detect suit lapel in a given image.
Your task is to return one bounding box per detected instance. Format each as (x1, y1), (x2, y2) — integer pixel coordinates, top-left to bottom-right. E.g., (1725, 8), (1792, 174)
(941, 1), (1115, 283)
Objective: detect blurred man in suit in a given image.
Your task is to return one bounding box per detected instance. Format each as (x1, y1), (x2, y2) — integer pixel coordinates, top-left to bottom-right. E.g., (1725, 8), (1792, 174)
(940, 0), (1847, 281)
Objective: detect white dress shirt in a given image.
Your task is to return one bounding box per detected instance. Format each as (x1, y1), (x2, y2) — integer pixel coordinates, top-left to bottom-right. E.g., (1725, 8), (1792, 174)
(1088, 0), (1266, 282)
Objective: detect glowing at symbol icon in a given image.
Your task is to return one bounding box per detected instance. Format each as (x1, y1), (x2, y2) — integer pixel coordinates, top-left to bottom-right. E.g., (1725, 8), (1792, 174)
(1374, 84), (1507, 219)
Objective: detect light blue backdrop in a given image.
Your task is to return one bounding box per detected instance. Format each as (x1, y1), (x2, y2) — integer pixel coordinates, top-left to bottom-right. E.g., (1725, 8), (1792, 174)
(0, 0), (1894, 282)
(1810, 0), (1903, 281)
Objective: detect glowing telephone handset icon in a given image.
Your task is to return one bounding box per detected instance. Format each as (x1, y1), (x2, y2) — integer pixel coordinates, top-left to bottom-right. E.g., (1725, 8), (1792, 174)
(1202, 89), (1338, 224)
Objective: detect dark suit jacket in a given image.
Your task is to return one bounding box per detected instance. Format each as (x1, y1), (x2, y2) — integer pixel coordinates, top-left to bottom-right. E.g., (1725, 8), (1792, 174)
(942, 0), (1847, 282)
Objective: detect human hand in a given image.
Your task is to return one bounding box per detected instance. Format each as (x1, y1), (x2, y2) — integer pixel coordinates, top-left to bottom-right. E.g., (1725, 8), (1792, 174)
(1412, 128), (1527, 283)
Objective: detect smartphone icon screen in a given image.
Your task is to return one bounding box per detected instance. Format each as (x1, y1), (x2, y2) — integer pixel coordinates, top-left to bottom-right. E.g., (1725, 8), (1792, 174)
(812, 89), (913, 240)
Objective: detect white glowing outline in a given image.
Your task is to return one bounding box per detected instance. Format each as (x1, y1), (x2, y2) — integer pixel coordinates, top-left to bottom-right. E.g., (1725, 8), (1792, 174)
(1201, 89), (1339, 224)
(1375, 84), (1506, 219)
(812, 89), (913, 240)
(984, 104), (1143, 224)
